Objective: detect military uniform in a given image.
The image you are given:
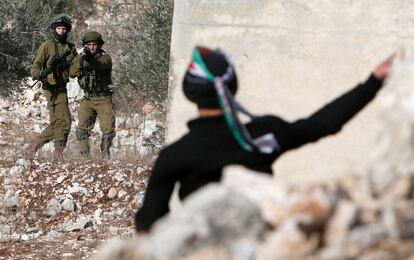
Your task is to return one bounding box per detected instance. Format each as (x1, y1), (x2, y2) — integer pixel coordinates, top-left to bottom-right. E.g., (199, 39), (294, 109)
(30, 15), (77, 158)
(70, 31), (115, 159)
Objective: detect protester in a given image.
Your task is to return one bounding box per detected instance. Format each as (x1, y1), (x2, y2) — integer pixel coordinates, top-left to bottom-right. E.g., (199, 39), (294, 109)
(135, 46), (394, 232)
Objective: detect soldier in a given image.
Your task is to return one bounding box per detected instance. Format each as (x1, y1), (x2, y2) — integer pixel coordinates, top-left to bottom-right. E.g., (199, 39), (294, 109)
(69, 31), (115, 159)
(28, 14), (77, 161)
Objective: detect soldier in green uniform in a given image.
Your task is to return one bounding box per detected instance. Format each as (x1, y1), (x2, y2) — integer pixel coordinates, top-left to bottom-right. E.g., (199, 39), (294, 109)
(28, 14), (77, 161)
(69, 31), (116, 159)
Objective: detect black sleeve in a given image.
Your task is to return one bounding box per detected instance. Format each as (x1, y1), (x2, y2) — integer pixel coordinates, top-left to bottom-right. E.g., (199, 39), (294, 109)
(134, 149), (178, 232)
(274, 74), (383, 152)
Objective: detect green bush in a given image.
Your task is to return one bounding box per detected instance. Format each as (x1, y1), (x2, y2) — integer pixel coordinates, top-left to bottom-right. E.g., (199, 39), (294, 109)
(0, 0), (53, 95)
(107, 0), (174, 112)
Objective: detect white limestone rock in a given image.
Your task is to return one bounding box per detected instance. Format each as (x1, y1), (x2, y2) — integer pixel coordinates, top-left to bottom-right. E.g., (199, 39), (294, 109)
(0, 99), (12, 109)
(117, 190), (127, 199)
(67, 78), (83, 100)
(139, 184), (266, 260)
(45, 198), (61, 217)
(61, 198), (75, 212)
(56, 175), (67, 184)
(68, 183), (88, 196)
(31, 124), (43, 133)
(256, 220), (318, 260)
(143, 120), (157, 138)
(4, 195), (19, 210)
(107, 188), (117, 199)
(15, 159), (30, 171)
(9, 165), (24, 177)
(323, 200), (358, 257)
(65, 217), (93, 232)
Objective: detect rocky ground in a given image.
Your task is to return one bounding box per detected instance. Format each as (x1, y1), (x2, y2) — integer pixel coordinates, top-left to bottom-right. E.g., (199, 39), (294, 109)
(0, 159), (150, 259)
(96, 165), (414, 260)
(3, 57), (414, 259)
(0, 79), (163, 259)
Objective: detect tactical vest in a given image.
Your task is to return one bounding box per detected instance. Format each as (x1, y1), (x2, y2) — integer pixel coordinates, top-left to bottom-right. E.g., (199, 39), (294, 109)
(51, 40), (76, 86)
(78, 51), (112, 96)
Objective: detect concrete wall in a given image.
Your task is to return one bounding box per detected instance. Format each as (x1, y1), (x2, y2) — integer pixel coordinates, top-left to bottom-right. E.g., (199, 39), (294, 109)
(167, 0), (414, 181)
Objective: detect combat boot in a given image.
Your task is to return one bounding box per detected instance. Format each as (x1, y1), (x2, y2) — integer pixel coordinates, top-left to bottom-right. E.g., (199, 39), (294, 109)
(79, 139), (91, 160)
(53, 149), (63, 162)
(53, 142), (65, 162)
(76, 127), (91, 159)
(100, 132), (115, 160)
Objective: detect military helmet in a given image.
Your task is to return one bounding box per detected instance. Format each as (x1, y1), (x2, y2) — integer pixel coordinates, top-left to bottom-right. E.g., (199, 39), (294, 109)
(82, 31), (105, 45)
(50, 14), (72, 32)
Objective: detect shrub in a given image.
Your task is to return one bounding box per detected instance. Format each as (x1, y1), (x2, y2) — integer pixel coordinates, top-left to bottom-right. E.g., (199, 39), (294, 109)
(0, 0), (53, 95)
(106, 0), (174, 112)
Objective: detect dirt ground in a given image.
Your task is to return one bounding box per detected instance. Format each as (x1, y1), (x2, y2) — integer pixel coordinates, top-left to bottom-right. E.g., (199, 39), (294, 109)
(0, 155), (151, 259)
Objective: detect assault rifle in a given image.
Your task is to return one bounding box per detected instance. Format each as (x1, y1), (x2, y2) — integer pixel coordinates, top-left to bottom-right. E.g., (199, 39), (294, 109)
(31, 49), (72, 87)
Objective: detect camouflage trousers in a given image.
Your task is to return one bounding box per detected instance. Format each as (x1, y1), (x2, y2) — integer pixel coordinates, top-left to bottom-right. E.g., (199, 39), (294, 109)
(75, 95), (116, 158)
(36, 86), (72, 152)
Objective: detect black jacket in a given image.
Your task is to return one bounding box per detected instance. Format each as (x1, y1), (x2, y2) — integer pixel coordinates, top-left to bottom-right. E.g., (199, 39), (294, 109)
(135, 74), (383, 231)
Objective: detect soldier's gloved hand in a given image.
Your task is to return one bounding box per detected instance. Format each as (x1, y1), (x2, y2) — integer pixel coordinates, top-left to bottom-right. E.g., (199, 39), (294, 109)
(83, 47), (93, 62)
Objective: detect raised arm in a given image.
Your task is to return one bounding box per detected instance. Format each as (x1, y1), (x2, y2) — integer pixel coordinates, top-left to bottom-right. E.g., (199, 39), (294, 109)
(280, 54), (394, 151)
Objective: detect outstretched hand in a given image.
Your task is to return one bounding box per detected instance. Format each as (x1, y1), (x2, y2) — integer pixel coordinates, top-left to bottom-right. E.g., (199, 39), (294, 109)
(373, 53), (396, 81)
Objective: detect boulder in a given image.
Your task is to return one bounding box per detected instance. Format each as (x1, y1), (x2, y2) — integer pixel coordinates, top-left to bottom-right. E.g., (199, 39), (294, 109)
(45, 198), (61, 217)
(139, 184), (267, 259)
(256, 220), (319, 259)
(324, 199), (358, 247)
(222, 166), (332, 230)
(65, 217), (93, 232)
(61, 198), (75, 212)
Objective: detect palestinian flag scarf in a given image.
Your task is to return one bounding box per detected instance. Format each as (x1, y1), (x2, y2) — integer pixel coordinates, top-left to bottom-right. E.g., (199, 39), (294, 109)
(188, 47), (280, 154)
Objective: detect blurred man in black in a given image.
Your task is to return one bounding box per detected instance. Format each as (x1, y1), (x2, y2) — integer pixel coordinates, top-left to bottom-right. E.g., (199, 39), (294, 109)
(135, 46), (394, 232)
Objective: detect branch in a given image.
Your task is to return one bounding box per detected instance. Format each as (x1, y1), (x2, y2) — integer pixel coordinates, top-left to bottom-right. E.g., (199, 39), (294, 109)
(0, 50), (18, 60)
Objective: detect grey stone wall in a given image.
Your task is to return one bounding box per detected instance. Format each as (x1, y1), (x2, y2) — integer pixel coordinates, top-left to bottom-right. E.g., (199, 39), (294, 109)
(168, 0), (414, 180)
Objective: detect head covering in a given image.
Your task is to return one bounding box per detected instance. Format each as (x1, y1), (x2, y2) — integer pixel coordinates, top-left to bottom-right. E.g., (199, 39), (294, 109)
(82, 30), (105, 45)
(50, 14), (72, 31)
(183, 46), (280, 154)
(183, 46), (237, 108)
(50, 14), (72, 42)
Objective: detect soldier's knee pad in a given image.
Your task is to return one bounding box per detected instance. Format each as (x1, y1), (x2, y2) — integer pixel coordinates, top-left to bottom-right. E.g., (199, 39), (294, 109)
(75, 127), (90, 141)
